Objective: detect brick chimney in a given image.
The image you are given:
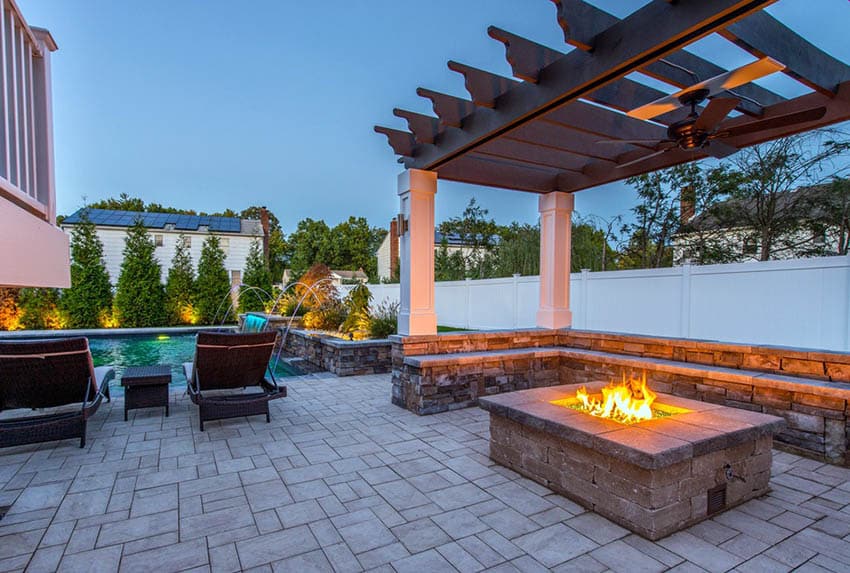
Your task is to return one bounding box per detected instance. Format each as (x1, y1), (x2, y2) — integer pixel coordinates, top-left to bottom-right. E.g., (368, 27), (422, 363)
(389, 218), (399, 279)
(260, 207), (270, 266)
(680, 186), (695, 225)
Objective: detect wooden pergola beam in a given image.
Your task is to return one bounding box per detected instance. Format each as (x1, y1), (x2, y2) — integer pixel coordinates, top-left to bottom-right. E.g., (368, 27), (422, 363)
(408, 0), (776, 170)
(373, 126), (416, 157)
(553, 0), (782, 116)
(721, 11), (850, 95)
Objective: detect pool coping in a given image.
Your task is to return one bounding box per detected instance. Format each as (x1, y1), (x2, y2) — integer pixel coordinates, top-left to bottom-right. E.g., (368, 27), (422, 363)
(0, 325), (236, 339)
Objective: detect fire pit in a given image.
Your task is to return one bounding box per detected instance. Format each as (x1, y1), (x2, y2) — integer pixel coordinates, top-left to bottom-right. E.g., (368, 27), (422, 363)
(479, 378), (785, 540)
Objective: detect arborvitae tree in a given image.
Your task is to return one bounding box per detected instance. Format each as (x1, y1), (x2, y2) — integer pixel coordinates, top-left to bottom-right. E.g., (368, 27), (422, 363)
(195, 235), (232, 324)
(63, 211), (113, 328)
(239, 239), (273, 313)
(114, 219), (166, 327)
(165, 234), (196, 325)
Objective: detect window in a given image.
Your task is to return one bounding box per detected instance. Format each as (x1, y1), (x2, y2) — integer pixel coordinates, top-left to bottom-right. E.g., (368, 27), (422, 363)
(154, 234), (164, 248)
(231, 270), (241, 285)
(182, 236), (191, 248)
(219, 237), (230, 255)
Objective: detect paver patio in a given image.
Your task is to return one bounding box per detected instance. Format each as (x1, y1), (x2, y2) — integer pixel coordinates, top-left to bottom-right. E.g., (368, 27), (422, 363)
(1, 372), (850, 572)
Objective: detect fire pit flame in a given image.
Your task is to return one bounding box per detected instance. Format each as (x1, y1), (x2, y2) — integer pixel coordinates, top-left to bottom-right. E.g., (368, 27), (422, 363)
(575, 371), (657, 424)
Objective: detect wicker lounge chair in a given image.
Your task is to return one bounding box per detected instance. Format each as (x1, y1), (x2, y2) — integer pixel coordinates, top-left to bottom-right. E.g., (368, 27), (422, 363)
(183, 331), (285, 431)
(0, 337), (114, 448)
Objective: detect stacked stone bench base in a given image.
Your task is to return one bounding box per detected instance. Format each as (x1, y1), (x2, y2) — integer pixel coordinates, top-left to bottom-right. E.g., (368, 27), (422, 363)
(481, 385), (784, 541)
(390, 329), (850, 464)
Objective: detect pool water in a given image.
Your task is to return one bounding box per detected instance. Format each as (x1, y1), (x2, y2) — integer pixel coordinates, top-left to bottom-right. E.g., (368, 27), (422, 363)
(89, 333), (298, 393)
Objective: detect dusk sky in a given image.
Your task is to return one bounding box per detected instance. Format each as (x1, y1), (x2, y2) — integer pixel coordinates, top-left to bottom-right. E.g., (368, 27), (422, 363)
(18, 0), (850, 232)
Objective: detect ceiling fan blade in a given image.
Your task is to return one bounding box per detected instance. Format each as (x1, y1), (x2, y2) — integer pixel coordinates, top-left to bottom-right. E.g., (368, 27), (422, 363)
(596, 139), (664, 145)
(720, 107), (827, 138)
(628, 57), (784, 121)
(695, 98), (740, 131)
(706, 140), (738, 159)
(616, 148), (670, 169)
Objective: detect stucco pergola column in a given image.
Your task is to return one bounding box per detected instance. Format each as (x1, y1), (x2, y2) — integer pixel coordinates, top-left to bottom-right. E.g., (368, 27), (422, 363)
(537, 191), (574, 329)
(397, 169), (438, 336)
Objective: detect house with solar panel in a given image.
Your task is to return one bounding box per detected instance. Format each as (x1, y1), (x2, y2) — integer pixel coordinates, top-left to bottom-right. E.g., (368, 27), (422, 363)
(60, 209), (268, 288)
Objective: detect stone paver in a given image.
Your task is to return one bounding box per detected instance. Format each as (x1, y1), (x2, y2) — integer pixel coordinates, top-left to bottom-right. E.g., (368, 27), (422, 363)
(0, 372), (850, 572)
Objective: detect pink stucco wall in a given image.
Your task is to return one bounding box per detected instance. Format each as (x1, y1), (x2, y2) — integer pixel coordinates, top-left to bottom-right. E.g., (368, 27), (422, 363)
(0, 200), (70, 288)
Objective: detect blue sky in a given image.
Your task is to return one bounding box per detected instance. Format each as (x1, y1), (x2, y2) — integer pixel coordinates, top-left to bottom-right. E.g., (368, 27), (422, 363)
(18, 0), (850, 232)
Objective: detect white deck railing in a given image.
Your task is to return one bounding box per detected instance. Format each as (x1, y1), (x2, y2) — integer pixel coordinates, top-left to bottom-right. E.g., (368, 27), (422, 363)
(0, 0), (56, 223)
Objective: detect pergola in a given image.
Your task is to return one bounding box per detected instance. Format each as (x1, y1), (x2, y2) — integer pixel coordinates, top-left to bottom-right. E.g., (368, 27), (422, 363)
(376, 0), (850, 336)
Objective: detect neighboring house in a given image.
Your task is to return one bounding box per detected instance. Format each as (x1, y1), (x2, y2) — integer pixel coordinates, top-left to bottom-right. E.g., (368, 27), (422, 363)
(281, 268), (368, 287)
(672, 185), (843, 264)
(61, 209), (267, 291)
(375, 219), (487, 281)
(0, 7), (66, 288)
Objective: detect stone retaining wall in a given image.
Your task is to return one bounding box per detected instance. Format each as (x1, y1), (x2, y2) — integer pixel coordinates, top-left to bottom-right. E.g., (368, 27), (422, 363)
(391, 328), (850, 464)
(283, 329), (391, 376)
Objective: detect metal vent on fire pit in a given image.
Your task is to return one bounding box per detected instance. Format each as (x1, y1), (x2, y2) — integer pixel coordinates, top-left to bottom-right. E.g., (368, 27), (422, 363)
(707, 485), (727, 515)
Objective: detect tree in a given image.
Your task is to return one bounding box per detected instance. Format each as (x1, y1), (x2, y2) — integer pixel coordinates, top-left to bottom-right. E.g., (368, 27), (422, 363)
(239, 206), (288, 282)
(490, 223), (540, 277)
(196, 235), (233, 324)
(618, 163), (739, 268)
(239, 239), (273, 313)
(326, 217), (385, 280)
(710, 132), (850, 261)
(114, 219), (167, 327)
(571, 218), (618, 272)
(288, 218), (332, 278)
(824, 177), (850, 255)
(165, 234), (196, 325)
(438, 198), (500, 278)
(434, 243), (467, 281)
(62, 210), (113, 328)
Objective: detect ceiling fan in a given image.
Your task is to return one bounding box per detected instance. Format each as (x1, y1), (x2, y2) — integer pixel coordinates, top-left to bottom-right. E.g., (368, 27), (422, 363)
(597, 57), (827, 168)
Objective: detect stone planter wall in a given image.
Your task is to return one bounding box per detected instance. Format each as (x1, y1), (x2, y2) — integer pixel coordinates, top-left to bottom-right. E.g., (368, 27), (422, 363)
(391, 328), (850, 464)
(283, 329), (391, 376)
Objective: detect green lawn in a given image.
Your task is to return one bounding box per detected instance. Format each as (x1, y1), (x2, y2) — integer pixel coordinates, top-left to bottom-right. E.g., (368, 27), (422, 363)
(437, 325), (472, 332)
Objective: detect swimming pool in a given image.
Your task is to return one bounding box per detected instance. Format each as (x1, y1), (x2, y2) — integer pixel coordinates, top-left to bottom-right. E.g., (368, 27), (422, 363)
(88, 333), (299, 392)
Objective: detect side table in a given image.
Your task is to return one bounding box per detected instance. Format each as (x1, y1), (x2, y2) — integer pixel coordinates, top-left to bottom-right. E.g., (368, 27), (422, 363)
(121, 365), (171, 421)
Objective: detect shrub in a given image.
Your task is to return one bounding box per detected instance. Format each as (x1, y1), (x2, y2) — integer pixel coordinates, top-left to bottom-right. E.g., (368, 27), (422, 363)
(303, 299), (347, 331)
(114, 219), (167, 327)
(195, 235), (233, 324)
(18, 288), (67, 330)
(340, 283), (372, 334)
(369, 299), (399, 339)
(63, 210), (113, 328)
(0, 288), (21, 331)
(295, 263), (338, 311)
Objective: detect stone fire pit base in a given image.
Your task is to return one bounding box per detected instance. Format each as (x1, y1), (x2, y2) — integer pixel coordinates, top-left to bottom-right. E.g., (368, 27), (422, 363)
(480, 384), (785, 541)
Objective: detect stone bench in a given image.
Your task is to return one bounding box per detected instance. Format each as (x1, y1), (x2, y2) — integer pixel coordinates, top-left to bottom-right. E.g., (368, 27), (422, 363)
(398, 345), (850, 464)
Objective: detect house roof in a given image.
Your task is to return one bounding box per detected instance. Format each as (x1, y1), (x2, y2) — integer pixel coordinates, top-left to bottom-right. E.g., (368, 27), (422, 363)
(63, 208), (260, 235)
(435, 231), (499, 247)
(687, 184), (833, 231)
(376, 1), (850, 194)
(332, 269), (369, 280)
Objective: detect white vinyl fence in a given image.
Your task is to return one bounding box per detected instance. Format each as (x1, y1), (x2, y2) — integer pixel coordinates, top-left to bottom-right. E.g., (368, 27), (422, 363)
(360, 255), (850, 352)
